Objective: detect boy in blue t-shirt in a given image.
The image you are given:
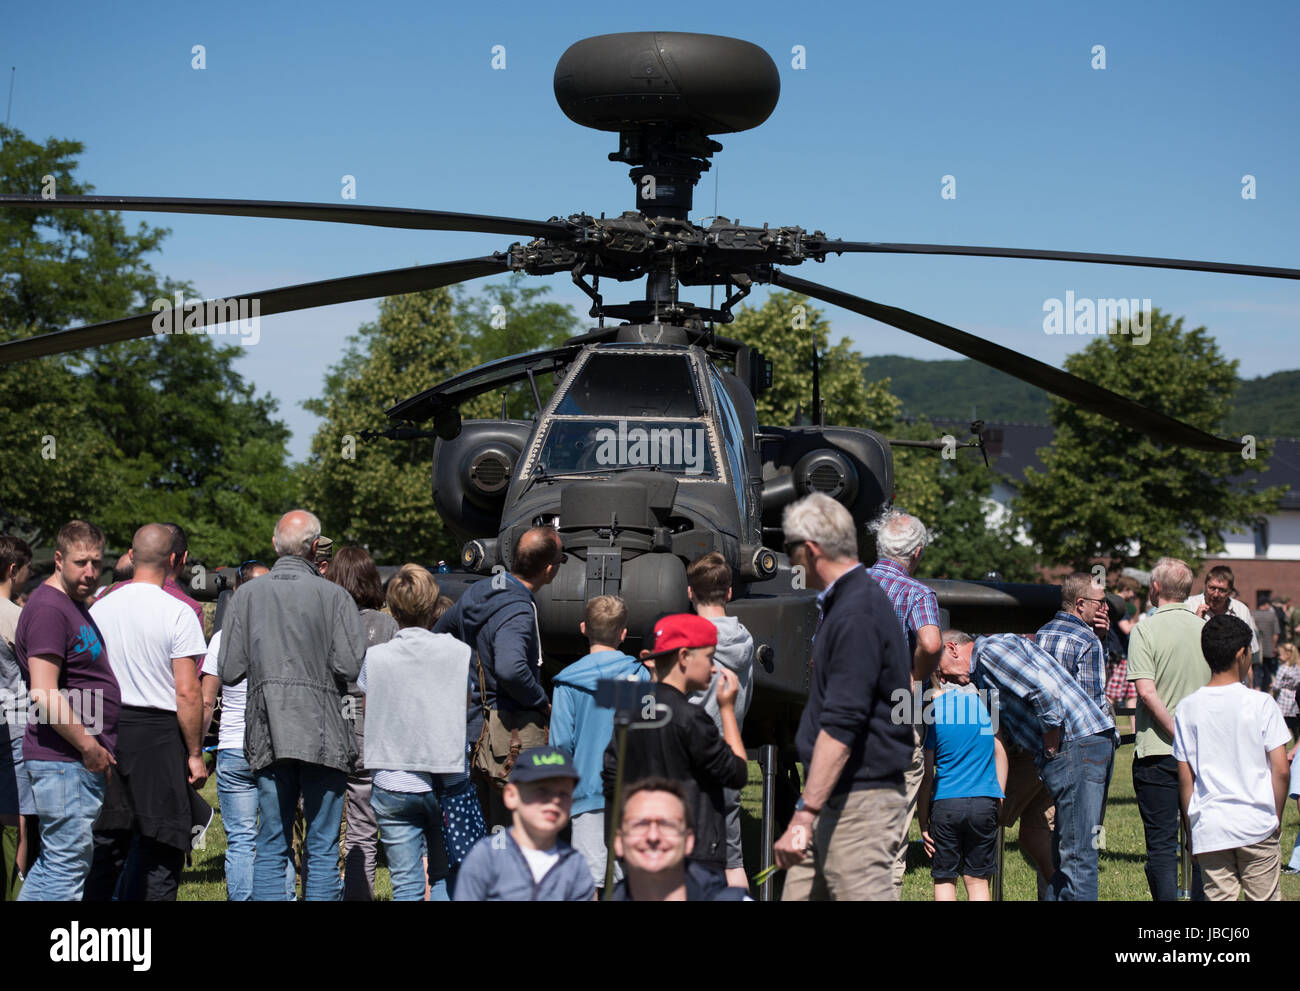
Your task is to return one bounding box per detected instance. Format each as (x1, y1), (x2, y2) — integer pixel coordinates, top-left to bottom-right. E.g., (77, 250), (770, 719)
(918, 682), (1007, 901)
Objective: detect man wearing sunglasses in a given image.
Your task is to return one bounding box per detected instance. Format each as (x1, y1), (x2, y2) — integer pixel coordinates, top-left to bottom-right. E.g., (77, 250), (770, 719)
(774, 493), (913, 900)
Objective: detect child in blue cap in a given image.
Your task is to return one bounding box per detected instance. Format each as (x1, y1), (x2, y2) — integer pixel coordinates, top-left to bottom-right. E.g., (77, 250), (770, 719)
(453, 746), (596, 901)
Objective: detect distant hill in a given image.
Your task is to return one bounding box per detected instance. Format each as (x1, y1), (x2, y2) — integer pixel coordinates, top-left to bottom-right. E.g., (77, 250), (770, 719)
(862, 356), (1300, 438)
(1226, 369), (1300, 439)
(862, 355), (1051, 424)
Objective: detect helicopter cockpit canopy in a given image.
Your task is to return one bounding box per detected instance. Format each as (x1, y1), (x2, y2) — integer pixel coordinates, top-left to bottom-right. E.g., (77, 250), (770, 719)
(520, 345), (728, 484)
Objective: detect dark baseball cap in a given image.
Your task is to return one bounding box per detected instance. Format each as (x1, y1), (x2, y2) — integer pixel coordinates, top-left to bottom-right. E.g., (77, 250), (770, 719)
(509, 746), (581, 784)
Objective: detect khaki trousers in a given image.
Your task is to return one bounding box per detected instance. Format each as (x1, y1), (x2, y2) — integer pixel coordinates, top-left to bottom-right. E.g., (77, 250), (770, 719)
(1197, 830), (1282, 901)
(891, 727), (925, 895)
(783, 784), (908, 901)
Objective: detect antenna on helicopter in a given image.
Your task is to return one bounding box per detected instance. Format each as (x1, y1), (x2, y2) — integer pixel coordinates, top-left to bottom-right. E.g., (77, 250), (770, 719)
(811, 339), (824, 426)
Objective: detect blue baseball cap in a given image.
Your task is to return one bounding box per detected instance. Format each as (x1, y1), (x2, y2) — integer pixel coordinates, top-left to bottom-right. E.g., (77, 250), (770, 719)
(509, 746), (581, 784)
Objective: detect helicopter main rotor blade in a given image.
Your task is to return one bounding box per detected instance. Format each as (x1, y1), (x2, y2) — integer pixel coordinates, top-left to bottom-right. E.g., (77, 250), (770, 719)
(805, 240), (1300, 281)
(769, 270), (1240, 453)
(0, 255), (510, 365)
(0, 195), (572, 240)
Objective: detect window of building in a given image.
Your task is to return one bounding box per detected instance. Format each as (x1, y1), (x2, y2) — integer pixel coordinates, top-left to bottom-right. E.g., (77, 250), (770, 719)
(1253, 519), (1269, 557)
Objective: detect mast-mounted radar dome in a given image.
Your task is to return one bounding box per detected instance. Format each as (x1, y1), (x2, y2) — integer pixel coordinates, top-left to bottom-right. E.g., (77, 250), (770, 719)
(553, 32), (780, 135)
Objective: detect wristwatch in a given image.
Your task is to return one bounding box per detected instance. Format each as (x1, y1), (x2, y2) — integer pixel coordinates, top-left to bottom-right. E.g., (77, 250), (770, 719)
(795, 796), (820, 816)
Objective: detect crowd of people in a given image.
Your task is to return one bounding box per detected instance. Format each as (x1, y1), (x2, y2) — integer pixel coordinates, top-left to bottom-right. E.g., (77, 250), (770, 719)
(0, 498), (1297, 902)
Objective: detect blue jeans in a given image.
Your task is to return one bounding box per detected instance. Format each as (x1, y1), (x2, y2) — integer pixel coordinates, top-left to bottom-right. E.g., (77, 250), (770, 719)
(1133, 754), (1204, 901)
(217, 749), (295, 901)
(371, 785), (451, 901)
(1037, 732), (1114, 901)
(18, 759), (107, 901)
(253, 760), (346, 901)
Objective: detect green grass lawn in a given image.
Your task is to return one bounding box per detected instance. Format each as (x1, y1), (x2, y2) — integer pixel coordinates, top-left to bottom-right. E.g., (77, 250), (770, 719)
(737, 743), (1300, 902)
(179, 773), (396, 901)
(179, 744), (1300, 901)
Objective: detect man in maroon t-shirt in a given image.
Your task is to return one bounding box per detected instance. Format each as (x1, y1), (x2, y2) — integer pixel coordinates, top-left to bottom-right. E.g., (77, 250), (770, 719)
(14, 520), (122, 901)
(160, 523), (204, 629)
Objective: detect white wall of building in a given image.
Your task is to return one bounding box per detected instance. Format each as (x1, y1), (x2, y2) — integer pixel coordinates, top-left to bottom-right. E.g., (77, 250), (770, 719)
(1217, 511), (1300, 561)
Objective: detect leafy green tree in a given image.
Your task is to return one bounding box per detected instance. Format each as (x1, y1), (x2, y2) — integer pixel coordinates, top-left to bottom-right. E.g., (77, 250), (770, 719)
(77, 337), (295, 563)
(728, 293), (967, 556)
(301, 289), (467, 563)
(915, 444), (1038, 582)
(1, 125), (295, 562)
(729, 290), (899, 430)
(0, 124), (189, 332)
(0, 324), (114, 543)
(300, 280), (581, 562)
(453, 274), (580, 418)
(727, 292), (1038, 577)
(1015, 310), (1285, 570)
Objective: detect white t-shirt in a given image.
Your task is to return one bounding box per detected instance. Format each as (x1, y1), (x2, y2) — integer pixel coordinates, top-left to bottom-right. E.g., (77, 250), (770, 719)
(520, 844), (560, 885)
(90, 582), (207, 710)
(0, 596), (20, 652)
(1172, 682), (1290, 853)
(1185, 595), (1260, 656)
(201, 630), (246, 752)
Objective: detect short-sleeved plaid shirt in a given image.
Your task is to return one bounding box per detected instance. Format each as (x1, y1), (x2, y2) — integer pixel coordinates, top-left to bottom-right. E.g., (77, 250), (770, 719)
(867, 558), (941, 655)
(1036, 611), (1109, 717)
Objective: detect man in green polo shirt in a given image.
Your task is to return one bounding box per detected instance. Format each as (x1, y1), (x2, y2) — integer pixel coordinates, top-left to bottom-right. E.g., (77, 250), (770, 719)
(1127, 556), (1210, 902)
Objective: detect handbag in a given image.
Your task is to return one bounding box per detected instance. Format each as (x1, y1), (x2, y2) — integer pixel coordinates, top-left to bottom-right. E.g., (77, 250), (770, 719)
(469, 653), (522, 786)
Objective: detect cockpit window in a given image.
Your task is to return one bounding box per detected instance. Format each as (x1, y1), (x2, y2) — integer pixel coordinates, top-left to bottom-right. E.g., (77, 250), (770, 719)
(553, 353), (701, 417)
(710, 367), (750, 515)
(534, 419), (716, 477)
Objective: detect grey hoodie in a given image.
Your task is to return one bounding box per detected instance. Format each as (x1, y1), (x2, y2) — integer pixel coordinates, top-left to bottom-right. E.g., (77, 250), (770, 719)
(689, 615), (755, 733)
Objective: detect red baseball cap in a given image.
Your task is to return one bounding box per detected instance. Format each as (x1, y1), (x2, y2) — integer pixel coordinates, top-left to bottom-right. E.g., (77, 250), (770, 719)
(652, 613), (718, 654)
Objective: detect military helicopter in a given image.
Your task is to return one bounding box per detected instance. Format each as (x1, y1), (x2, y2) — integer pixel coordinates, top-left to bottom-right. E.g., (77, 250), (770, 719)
(1, 31), (1296, 748)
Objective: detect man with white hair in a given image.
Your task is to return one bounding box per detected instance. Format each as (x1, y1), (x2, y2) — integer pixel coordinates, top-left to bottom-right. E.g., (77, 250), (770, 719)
(867, 509), (942, 897)
(219, 509), (366, 900)
(1126, 556), (1209, 901)
(773, 494), (913, 900)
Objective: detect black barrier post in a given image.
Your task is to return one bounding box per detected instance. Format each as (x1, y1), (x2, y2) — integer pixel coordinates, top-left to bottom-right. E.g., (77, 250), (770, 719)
(596, 679), (670, 900)
(603, 714), (630, 898)
(1178, 816), (1192, 901)
(760, 744), (775, 901)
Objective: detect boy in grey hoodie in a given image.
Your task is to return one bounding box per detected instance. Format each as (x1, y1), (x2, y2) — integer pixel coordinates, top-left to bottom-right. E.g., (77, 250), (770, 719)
(686, 552), (755, 889)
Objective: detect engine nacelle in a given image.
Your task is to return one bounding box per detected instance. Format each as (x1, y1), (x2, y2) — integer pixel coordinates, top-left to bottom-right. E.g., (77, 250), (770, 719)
(432, 421), (533, 546)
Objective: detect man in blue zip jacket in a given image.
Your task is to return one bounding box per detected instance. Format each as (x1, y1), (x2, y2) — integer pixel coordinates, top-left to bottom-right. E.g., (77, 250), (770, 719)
(550, 594), (651, 892)
(435, 527), (565, 828)
(454, 746), (595, 901)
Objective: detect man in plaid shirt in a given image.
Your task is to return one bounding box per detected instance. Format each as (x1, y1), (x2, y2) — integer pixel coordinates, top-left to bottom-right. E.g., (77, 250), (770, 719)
(867, 510), (942, 897)
(1036, 573), (1120, 883)
(938, 629), (1115, 900)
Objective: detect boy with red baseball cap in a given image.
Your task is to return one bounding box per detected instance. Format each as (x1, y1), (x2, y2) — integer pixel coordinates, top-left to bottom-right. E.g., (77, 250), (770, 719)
(601, 614), (749, 884)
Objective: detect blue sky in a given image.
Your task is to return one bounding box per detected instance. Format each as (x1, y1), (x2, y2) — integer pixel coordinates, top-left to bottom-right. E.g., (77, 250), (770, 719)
(6, 0), (1298, 459)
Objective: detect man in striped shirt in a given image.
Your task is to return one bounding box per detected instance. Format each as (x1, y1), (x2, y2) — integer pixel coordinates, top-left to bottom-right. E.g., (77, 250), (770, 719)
(938, 629), (1115, 900)
(867, 510), (942, 897)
